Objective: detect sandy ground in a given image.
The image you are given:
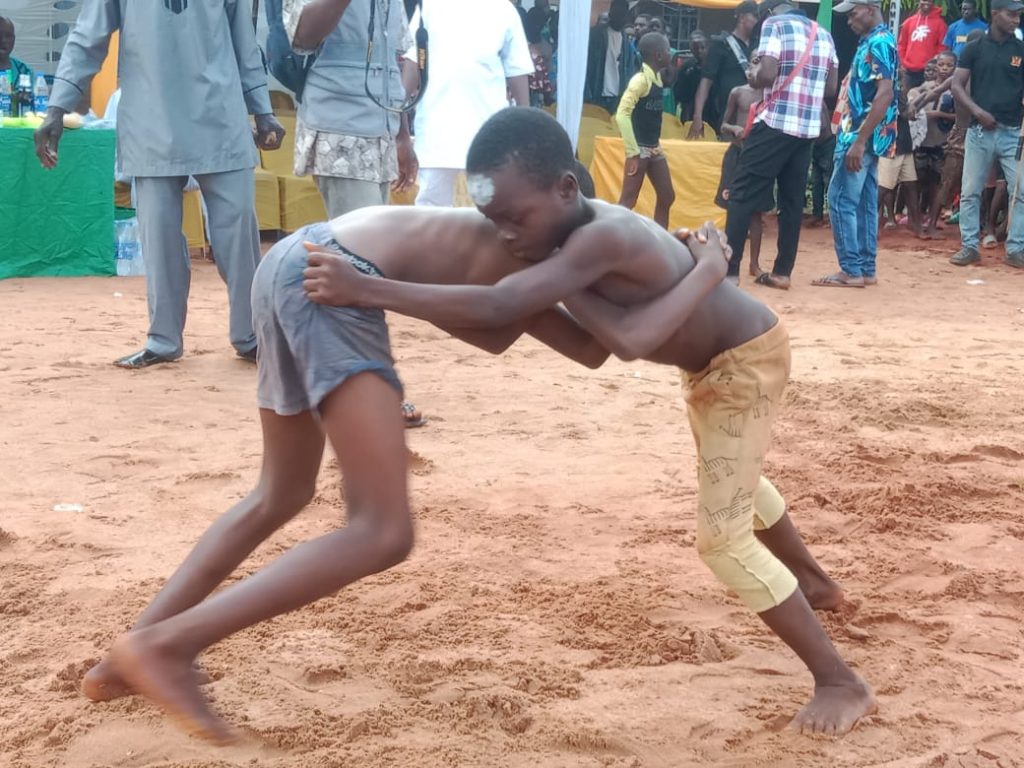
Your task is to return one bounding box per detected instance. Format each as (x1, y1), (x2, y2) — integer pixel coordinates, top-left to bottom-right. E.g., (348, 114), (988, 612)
(2, 224), (1024, 768)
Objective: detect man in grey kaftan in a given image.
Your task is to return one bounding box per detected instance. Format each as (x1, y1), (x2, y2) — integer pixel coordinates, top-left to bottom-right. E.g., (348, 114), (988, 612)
(35, 0), (285, 367)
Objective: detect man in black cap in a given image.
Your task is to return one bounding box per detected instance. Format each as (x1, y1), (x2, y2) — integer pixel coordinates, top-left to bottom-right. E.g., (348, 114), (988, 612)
(687, 0), (759, 139)
(949, 0), (1024, 269)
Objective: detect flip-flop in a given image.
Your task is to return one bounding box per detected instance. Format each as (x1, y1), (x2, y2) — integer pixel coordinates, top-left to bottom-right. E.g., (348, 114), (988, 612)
(982, 234), (999, 249)
(811, 272), (866, 288)
(402, 402), (427, 429)
(754, 272), (790, 290)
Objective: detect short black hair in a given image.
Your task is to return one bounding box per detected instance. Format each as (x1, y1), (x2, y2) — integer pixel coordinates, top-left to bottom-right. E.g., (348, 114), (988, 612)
(467, 107), (576, 189)
(639, 31), (670, 60)
(574, 161), (596, 199)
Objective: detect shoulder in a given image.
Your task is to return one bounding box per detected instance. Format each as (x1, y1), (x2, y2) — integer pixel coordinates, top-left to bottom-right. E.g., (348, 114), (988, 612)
(563, 206), (634, 257)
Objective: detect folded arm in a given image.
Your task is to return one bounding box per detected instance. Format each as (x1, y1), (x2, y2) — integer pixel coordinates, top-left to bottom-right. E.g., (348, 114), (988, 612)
(562, 240), (727, 361)
(313, 228), (624, 328)
(438, 306), (608, 369)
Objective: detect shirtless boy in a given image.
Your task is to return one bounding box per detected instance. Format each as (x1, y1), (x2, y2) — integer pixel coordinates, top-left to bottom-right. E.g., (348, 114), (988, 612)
(304, 107), (877, 736)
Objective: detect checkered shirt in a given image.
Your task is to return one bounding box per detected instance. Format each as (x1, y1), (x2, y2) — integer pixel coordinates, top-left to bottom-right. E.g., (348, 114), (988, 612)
(756, 15), (838, 139)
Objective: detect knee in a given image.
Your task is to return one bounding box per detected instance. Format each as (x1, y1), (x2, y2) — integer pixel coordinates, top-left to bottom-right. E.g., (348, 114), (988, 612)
(242, 481), (316, 535)
(372, 520), (415, 569)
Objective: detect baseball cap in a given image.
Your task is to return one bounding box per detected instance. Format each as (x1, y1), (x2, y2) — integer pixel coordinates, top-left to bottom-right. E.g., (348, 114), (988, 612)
(759, 0), (793, 15)
(992, 0), (1024, 11)
(735, 1), (759, 17)
(834, 0), (881, 12)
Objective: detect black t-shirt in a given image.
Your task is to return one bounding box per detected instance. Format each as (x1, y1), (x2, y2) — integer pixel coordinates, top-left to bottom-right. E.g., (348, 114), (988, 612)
(674, 59), (718, 124)
(959, 32), (1024, 127)
(702, 34), (752, 130)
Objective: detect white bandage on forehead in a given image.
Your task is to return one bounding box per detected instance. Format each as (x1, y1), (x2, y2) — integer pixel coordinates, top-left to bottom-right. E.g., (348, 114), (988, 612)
(466, 174), (496, 207)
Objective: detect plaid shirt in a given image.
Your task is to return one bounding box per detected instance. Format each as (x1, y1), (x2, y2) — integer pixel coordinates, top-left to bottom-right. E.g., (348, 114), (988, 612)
(756, 14), (838, 139)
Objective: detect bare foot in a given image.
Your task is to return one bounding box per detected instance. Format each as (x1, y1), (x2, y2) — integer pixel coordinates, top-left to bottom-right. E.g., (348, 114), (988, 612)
(109, 632), (235, 745)
(801, 578), (845, 612)
(83, 657), (212, 702)
(82, 658), (133, 702)
(749, 265), (765, 278)
(791, 674), (877, 736)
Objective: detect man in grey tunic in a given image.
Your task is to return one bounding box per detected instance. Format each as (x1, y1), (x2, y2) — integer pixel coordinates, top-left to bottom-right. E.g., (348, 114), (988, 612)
(35, 0), (285, 368)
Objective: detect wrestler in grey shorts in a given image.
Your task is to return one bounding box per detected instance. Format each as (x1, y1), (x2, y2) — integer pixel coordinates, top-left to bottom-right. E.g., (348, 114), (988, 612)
(252, 223), (404, 416)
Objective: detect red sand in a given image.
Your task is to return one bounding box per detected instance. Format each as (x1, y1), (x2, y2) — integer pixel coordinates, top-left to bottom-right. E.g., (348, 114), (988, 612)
(2, 224), (1023, 767)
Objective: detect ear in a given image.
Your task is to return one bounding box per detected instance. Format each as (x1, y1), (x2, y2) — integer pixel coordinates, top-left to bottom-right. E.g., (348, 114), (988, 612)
(556, 172), (579, 201)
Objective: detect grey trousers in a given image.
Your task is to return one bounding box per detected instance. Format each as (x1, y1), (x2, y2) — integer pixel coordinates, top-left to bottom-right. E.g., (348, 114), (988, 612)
(135, 169), (260, 359)
(314, 175), (390, 218)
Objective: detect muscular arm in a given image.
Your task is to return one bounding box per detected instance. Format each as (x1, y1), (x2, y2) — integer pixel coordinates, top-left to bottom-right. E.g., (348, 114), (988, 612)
(562, 248), (727, 361)
(439, 307), (608, 369)
(342, 231), (623, 328)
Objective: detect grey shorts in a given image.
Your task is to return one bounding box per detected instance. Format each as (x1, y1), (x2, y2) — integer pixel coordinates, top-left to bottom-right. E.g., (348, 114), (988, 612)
(252, 222), (403, 415)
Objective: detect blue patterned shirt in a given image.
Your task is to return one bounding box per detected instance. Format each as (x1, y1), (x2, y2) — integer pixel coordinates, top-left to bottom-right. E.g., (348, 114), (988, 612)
(836, 23), (899, 158)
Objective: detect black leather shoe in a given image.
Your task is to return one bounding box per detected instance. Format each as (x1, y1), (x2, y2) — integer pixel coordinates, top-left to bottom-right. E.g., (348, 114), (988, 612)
(236, 347), (257, 363)
(114, 349), (176, 369)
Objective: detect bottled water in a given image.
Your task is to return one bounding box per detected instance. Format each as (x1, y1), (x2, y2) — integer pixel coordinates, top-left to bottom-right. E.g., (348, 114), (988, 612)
(33, 74), (49, 114)
(16, 74), (32, 117)
(0, 74), (10, 118)
(114, 217), (145, 276)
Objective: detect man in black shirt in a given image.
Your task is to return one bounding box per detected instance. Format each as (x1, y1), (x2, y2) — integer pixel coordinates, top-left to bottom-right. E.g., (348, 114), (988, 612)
(950, 0), (1024, 268)
(687, 0), (759, 139)
(674, 29), (712, 123)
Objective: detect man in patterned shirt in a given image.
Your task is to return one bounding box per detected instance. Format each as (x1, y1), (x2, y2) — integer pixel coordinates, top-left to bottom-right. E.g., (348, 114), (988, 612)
(286, 0), (418, 217)
(724, 0), (838, 289)
(813, 0), (898, 288)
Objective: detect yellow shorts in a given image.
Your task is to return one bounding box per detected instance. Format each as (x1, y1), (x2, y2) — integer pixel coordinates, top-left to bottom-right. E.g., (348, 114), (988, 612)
(683, 318), (798, 613)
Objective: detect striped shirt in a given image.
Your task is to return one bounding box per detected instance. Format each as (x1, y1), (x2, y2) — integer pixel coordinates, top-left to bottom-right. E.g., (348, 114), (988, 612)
(756, 14), (838, 139)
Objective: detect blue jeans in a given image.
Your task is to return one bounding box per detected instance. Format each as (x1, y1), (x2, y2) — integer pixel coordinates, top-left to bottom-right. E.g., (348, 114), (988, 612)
(960, 124), (1024, 253)
(828, 150), (879, 278)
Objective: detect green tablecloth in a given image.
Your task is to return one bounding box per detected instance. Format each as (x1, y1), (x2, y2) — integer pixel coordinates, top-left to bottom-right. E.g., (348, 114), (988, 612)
(0, 126), (115, 279)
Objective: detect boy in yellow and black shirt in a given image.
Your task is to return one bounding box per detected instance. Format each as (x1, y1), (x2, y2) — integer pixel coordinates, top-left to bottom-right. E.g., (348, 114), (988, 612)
(615, 32), (676, 228)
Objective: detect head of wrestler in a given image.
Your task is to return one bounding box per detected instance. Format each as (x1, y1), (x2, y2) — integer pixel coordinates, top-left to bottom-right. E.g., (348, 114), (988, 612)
(465, 107), (587, 261)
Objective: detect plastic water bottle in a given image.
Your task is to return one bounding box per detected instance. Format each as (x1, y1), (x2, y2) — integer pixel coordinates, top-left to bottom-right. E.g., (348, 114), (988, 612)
(0, 74), (11, 119)
(33, 74), (49, 114)
(114, 217), (145, 276)
(16, 74), (32, 117)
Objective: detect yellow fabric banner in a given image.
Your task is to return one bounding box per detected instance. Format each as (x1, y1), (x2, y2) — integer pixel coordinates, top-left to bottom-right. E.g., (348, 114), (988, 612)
(590, 136), (729, 230)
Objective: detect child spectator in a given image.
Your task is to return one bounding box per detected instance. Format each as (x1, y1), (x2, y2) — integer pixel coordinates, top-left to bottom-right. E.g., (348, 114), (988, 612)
(909, 52), (956, 237)
(615, 32), (677, 227)
(717, 60), (769, 278)
(878, 83), (922, 234)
